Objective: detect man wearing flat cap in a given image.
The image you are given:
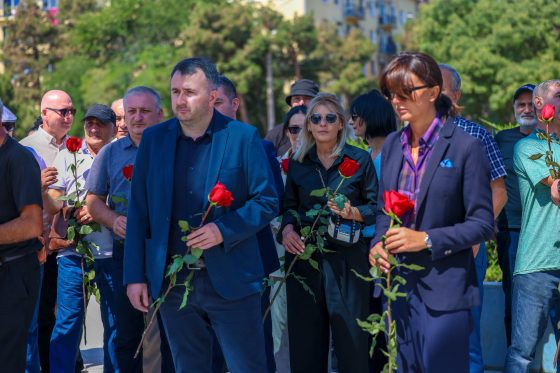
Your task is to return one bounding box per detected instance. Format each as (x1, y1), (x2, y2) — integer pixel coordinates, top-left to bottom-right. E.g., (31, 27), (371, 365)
(265, 79), (319, 155)
(43, 104), (119, 372)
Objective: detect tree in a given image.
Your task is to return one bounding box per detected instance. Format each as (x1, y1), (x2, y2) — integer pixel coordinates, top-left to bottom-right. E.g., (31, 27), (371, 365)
(3, 0), (58, 136)
(407, 0), (560, 122)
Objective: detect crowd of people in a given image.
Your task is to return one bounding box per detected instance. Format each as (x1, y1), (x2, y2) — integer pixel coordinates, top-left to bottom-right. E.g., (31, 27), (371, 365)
(1, 52), (559, 373)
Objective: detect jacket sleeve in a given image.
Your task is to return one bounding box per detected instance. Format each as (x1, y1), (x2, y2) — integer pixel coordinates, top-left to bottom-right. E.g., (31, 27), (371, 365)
(214, 129), (279, 252)
(371, 142), (391, 248)
(427, 139), (495, 261)
(354, 153), (378, 226)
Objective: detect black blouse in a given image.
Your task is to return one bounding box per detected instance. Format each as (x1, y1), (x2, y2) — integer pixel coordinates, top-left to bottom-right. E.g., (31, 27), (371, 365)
(280, 144), (378, 236)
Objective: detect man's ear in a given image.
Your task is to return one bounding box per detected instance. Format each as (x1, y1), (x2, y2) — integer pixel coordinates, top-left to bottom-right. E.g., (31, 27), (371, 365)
(534, 96), (544, 110)
(232, 97), (240, 112)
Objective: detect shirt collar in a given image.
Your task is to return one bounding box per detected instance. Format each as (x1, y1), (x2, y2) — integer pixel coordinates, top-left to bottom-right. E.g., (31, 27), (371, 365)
(121, 134), (137, 149)
(175, 117), (215, 141)
(38, 126), (68, 149)
(400, 116), (443, 149)
(534, 128), (560, 142)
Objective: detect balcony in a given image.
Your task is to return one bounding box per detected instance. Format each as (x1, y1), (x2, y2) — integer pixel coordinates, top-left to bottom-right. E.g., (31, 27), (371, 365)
(378, 14), (396, 31)
(344, 3), (365, 25)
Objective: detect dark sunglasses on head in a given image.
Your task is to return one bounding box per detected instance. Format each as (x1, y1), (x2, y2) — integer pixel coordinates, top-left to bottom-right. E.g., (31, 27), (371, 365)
(46, 107), (77, 117)
(287, 126), (302, 135)
(310, 113), (338, 125)
(2, 122), (15, 132)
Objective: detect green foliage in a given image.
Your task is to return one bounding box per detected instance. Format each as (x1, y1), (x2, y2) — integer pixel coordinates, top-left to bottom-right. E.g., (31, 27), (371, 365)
(485, 240), (502, 282)
(408, 0), (560, 122)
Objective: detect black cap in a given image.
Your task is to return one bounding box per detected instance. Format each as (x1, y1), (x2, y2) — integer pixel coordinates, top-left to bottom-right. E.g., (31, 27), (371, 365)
(285, 79), (319, 106)
(513, 84), (535, 102)
(83, 104), (116, 125)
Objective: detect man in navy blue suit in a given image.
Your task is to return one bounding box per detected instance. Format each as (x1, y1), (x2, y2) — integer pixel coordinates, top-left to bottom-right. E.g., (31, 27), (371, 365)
(124, 58), (279, 372)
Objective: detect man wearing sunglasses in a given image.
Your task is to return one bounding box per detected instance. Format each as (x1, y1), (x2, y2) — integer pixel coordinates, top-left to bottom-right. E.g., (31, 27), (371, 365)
(20, 89), (76, 373)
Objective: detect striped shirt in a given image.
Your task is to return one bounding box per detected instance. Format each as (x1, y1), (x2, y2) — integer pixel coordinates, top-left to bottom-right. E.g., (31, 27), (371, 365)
(398, 116), (444, 227)
(454, 116), (506, 181)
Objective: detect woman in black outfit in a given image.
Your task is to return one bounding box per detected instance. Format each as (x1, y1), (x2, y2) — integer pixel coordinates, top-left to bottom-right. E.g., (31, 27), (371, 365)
(279, 93), (377, 373)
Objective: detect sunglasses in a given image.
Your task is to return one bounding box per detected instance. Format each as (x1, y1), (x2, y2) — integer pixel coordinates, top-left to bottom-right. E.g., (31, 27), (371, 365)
(310, 113), (338, 125)
(2, 122), (15, 132)
(287, 126), (302, 135)
(46, 107), (77, 118)
(351, 113), (359, 121)
(384, 85), (431, 100)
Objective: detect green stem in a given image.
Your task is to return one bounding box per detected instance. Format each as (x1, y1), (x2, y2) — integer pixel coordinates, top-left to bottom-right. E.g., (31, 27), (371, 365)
(385, 218), (395, 372)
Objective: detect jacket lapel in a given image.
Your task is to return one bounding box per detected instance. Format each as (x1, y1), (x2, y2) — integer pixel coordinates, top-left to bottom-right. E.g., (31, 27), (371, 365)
(161, 119), (179, 217)
(204, 113), (230, 199)
(415, 117), (455, 211)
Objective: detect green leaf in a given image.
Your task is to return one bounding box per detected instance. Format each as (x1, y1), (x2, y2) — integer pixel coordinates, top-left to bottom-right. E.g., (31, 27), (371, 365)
(308, 258), (320, 271)
(369, 266), (382, 279)
(190, 247), (203, 258)
(352, 268), (374, 282)
(300, 226), (311, 237)
(530, 153), (545, 160)
(79, 225), (94, 235)
(313, 204), (322, 210)
(398, 262), (424, 271)
(383, 288), (397, 302)
(67, 226), (75, 242)
(333, 193), (348, 209)
(178, 220), (190, 233)
(393, 275), (407, 286)
(166, 256), (184, 277)
(310, 188), (327, 197)
(287, 210), (301, 225)
(387, 255), (398, 266)
(299, 243), (316, 260)
(87, 270), (96, 281)
(181, 236), (188, 242)
(182, 254), (198, 265)
(291, 273), (316, 303)
(305, 209), (319, 218)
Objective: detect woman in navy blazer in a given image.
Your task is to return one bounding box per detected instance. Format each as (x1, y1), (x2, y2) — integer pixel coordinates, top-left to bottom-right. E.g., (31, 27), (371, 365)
(369, 52), (494, 373)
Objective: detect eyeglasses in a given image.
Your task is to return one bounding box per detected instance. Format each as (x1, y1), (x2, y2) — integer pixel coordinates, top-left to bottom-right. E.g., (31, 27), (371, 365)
(384, 85), (431, 100)
(309, 113), (338, 125)
(287, 126), (302, 135)
(351, 113), (359, 121)
(2, 122), (15, 132)
(46, 107), (77, 118)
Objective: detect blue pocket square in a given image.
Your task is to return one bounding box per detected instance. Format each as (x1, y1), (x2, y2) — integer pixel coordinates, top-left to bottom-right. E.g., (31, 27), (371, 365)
(439, 159), (454, 168)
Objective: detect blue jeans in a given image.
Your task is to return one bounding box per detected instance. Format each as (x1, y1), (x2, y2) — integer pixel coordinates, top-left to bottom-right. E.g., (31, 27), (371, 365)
(25, 263), (43, 373)
(50, 256), (118, 372)
(160, 269), (267, 373)
(469, 242), (487, 373)
(505, 271), (560, 372)
(496, 229), (520, 346)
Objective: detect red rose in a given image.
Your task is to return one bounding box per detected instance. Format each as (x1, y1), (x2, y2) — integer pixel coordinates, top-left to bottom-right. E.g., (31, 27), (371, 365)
(66, 137), (82, 153)
(540, 104), (555, 123)
(338, 156), (360, 178)
(122, 164), (134, 181)
(208, 182), (234, 207)
(383, 190), (415, 218)
(280, 158), (289, 174)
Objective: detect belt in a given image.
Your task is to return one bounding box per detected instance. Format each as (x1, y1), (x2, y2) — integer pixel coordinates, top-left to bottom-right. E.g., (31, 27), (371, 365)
(0, 252), (32, 266)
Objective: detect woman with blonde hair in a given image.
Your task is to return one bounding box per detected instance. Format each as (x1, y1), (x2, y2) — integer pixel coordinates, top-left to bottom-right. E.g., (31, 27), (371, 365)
(279, 93), (377, 373)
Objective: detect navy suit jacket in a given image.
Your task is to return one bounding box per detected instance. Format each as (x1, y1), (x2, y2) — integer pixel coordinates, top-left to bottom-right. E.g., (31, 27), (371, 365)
(124, 110), (279, 300)
(373, 116), (494, 311)
(258, 140), (283, 275)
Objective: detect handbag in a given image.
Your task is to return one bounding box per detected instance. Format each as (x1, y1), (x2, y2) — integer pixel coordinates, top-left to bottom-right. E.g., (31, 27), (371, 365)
(48, 206), (75, 251)
(327, 213), (362, 247)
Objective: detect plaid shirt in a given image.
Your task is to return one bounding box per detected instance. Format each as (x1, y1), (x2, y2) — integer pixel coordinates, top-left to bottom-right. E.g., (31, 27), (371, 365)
(398, 116), (444, 227)
(454, 116), (506, 181)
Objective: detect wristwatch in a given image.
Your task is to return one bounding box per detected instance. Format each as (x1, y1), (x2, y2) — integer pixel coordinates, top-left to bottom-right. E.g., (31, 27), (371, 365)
(424, 233), (433, 250)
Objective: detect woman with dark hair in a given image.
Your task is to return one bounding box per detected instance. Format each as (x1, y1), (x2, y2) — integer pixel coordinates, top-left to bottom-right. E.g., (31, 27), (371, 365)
(369, 52), (494, 372)
(349, 91), (397, 177)
(280, 105), (307, 165)
(280, 93), (377, 373)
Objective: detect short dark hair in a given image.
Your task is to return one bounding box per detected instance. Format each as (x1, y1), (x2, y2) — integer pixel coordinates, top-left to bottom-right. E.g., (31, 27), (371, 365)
(380, 52), (457, 117)
(283, 105), (307, 133)
(170, 57), (219, 88)
(351, 92), (397, 139)
(217, 75), (238, 100)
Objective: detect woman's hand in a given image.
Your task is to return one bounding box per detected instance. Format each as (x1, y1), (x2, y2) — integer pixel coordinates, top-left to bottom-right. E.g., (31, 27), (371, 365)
(328, 200), (354, 220)
(369, 241), (390, 273)
(385, 227), (428, 254)
(282, 224), (305, 255)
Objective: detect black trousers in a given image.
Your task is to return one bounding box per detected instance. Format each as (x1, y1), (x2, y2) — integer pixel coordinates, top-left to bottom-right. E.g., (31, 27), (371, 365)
(0, 253), (41, 372)
(38, 253), (58, 372)
(286, 240), (371, 373)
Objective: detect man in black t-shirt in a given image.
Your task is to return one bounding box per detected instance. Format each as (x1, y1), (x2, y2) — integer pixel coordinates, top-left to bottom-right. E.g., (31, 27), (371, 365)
(0, 99), (43, 372)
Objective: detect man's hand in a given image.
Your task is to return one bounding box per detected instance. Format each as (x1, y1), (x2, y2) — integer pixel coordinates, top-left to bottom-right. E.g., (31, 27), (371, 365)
(41, 167), (58, 191)
(186, 222), (223, 250)
(552, 179), (560, 206)
(369, 241), (390, 273)
(385, 227), (428, 254)
(282, 224), (305, 255)
(127, 283), (149, 313)
(74, 206), (93, 225)
(112, 215), (127, 239)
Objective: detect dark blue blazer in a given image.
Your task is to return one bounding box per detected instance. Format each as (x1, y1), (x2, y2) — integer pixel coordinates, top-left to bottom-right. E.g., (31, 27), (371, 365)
(124, 110), (279, 300)
(373, 116), (494, 311)
(258, 140), (284, 275)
